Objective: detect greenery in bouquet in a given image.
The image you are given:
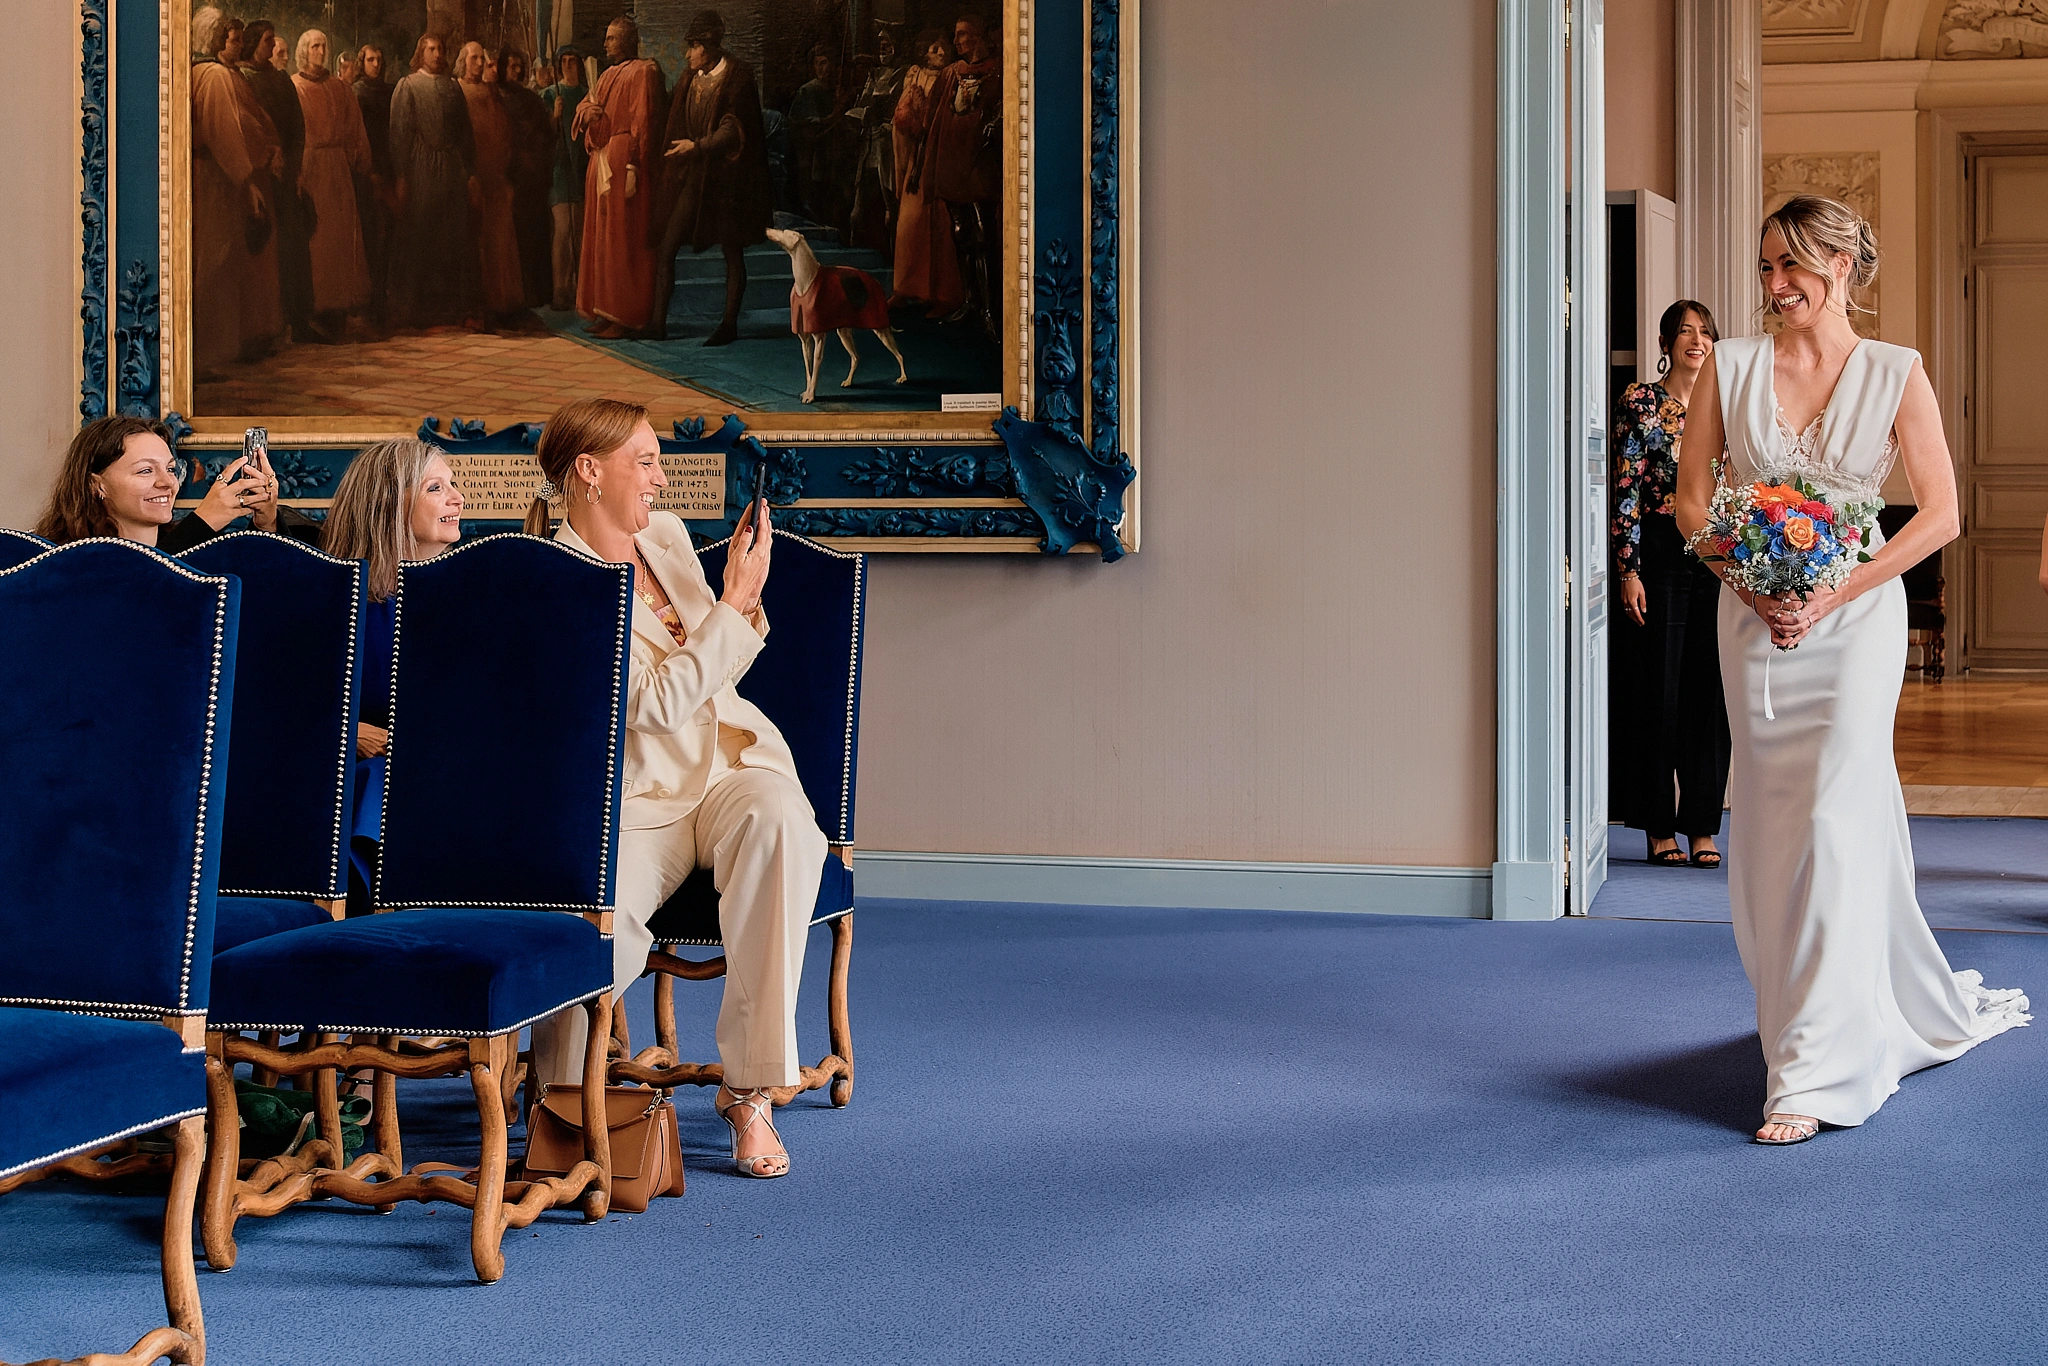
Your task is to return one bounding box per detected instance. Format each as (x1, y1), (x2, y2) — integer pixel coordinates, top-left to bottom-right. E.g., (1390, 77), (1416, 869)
(1687, 475), (1880, 601)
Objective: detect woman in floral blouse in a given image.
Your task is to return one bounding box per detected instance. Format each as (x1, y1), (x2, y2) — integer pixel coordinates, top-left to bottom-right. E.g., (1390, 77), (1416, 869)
(1612, 300), (1730, 867)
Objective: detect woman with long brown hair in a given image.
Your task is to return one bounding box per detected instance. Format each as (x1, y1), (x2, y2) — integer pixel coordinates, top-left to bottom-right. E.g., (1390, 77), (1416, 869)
(1611, 300), (1729, 868)
(33, 414), (284, 552)
(525, 397), (823, 1180)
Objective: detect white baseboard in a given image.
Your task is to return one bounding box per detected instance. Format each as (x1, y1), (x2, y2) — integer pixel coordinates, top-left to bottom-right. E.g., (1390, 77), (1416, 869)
(850, 850), (1493, 917)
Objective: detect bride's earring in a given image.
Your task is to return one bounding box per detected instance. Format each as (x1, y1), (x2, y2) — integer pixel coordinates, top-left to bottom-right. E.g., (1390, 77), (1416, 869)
(585, 482), (600, 505)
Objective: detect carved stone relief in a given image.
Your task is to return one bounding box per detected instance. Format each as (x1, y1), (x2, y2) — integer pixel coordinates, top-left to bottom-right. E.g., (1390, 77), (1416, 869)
(1762, 0), (1867, 38)
(1941, 0), (2048, 57)
(1763, 153), (1883, 336)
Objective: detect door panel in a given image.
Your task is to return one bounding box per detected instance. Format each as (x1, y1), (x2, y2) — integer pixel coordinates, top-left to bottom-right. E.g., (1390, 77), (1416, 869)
(1978, 155), (2048, 247)
(1972, 482), (2048, 531)
(1961, 147), (2048, 671)
(1567, 0), (1607, 909)
(1970, 539), (2048, 658)
(1976, 266), (2048, 467)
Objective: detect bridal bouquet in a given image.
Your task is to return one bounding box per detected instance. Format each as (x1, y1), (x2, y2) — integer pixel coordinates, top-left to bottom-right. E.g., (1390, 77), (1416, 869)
(1688, 476), (1880, 602)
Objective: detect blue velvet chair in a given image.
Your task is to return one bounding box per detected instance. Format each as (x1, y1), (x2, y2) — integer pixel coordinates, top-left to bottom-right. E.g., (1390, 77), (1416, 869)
(0, 526), (49, 569)
(183, 533), (365, 948)
(181, 533), (367, 1102)
(0, 538), (240, 1365)
(613, 529), (865, 1108)
(200, 535), (628, 1284)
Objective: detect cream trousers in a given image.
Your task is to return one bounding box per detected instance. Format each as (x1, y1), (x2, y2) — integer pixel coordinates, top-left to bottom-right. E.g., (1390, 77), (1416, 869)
(531, 766), (827, 1089)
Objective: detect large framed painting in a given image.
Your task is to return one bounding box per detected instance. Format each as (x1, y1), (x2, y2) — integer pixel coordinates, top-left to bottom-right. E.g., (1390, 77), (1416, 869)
(78, 0), (1138, 554)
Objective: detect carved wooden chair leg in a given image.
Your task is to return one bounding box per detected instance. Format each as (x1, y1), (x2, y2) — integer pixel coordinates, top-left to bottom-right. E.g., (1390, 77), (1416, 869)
(499, 1047), (527, 1129)
(312, 1037), (345, 1171)
(247, 1031), (281, 1089)
(580, 994), (614, 1222)
(200, 1045), (243, 1272)
(370, 1042), (402, 1213)
(827, 913), (855, 1107)
(161, 1113), (208, 1364)
(610, 999), (631, 1058)
(654, 973), (678, 1058)
(465, 1036), (511, 1285)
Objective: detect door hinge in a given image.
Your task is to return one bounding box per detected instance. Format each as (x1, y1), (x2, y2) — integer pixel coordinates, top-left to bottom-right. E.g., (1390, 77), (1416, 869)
(1964, 395), (1970, 418)
(1565, 555), (1573, 611)
(1563, 833), (1572, 890)
(1564, 0), (1572, 51)
(1565, 279), (1573, 332)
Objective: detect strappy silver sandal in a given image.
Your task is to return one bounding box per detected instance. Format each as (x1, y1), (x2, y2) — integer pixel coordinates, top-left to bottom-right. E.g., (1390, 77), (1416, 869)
(717, 1085), (791, 1179)
(1753, 1113), (1820, 1146)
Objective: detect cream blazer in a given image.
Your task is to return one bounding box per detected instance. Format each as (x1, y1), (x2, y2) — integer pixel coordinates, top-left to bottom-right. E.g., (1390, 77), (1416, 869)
(555, 512), (803, 832)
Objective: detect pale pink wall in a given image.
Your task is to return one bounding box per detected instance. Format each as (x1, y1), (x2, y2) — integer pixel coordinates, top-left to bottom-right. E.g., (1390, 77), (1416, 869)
(0, 0), (85, 530)
(0, 0), (1502, 871)
(1606, 0), (1676, 197)
(854, 0), (1499, 866)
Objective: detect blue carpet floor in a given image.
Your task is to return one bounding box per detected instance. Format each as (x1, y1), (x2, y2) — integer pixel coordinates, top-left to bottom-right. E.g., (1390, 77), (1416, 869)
(1593, 813), (2048, 933)
(3, 902), (2044, 1364)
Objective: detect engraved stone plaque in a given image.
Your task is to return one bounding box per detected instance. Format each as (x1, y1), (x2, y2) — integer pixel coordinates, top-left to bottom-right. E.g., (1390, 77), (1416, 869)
(445, 451), (728, 520)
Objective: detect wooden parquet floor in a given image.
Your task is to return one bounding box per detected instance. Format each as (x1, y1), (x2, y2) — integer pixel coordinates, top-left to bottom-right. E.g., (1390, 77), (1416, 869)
(1897, 675), (2048, 816)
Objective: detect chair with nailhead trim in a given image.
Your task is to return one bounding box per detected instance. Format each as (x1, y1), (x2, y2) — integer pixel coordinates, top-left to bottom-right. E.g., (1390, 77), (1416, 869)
(0, 537), (236, 1364)
(609, 528), (865, 1109)
(199, 534), (628, 1284)
(0, 526), (50, 570)
(12, 531), (371, 1193)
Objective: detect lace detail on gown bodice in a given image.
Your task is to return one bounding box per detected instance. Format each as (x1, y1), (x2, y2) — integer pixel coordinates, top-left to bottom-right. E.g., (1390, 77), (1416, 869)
(1764, 406), (1897, 505)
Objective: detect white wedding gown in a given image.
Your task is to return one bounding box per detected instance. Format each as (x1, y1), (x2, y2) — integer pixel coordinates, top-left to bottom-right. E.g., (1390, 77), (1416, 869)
(1713, 334), (2030, 1127)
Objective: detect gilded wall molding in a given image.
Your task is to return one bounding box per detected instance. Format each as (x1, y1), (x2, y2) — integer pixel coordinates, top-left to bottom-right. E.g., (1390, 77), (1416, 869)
(93, 0), (1137, 555)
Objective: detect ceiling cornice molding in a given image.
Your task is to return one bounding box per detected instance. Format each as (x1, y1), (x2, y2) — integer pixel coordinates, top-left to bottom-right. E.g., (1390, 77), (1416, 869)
(1764, 55), (2048, 111)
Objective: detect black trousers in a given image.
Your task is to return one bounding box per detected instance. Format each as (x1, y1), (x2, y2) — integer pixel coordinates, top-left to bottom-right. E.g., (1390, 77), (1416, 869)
(1614, 513), (1732, 839)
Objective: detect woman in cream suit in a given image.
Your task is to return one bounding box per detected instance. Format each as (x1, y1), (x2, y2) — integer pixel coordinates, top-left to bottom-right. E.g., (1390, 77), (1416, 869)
(526, 398), (826, 1178)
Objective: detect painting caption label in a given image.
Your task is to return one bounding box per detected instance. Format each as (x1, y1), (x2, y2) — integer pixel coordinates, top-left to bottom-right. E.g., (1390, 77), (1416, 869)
(444, 452), (727, 519)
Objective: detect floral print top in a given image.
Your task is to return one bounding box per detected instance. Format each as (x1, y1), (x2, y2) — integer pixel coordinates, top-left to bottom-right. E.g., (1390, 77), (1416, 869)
(1611, 380), (1687, 577)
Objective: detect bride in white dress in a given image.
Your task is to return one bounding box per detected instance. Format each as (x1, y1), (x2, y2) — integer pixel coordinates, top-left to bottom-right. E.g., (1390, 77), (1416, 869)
(1677, 195), (2031, 1145)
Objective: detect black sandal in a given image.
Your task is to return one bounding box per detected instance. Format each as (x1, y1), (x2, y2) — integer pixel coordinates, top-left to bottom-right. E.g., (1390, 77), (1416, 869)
(1649, 846), (1688, 866)
(1689, 848), (1722, 869)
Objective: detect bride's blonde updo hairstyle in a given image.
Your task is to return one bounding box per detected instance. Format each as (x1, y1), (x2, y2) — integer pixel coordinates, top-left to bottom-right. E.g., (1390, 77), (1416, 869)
(1760, 194), (1880, 322)
(525, 397), (651, 536)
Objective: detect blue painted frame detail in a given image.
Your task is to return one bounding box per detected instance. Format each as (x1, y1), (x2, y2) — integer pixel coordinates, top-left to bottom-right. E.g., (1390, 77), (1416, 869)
(100, 0), (1133, 553)
(116, 259), (160, 416)
(994, 236), (1133, 559)
(78, 0), (110, 422)
(1088, 0), (1131, 490)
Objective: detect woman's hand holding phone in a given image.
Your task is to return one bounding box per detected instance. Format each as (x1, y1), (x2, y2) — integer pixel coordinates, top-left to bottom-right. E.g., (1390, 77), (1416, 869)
(721, 499), (772, 619)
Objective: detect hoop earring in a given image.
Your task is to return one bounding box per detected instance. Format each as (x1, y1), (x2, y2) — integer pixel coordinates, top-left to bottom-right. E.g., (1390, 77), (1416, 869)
(585, 483), (601, 505)
(1656, 353), (1671, 377)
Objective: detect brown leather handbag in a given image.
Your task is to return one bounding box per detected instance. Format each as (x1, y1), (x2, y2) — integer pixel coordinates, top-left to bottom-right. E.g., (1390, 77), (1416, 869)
(524, 1084), (685, 1213)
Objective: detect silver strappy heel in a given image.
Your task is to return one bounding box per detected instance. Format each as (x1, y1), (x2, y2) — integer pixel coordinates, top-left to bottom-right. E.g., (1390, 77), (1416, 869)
(1754, 1113), (1820, 1146)
(717, 1085), (791, 1178)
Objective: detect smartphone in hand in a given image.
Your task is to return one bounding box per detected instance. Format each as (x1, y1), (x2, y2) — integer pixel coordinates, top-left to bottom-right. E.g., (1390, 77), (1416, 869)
(242, 427), (268, 478)
(749, 461), (768, 549)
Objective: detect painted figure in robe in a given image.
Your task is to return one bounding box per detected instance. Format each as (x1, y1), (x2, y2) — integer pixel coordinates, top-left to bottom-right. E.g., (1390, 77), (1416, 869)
(388, 32), (477, 328)
(574, 16), (667, 336)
